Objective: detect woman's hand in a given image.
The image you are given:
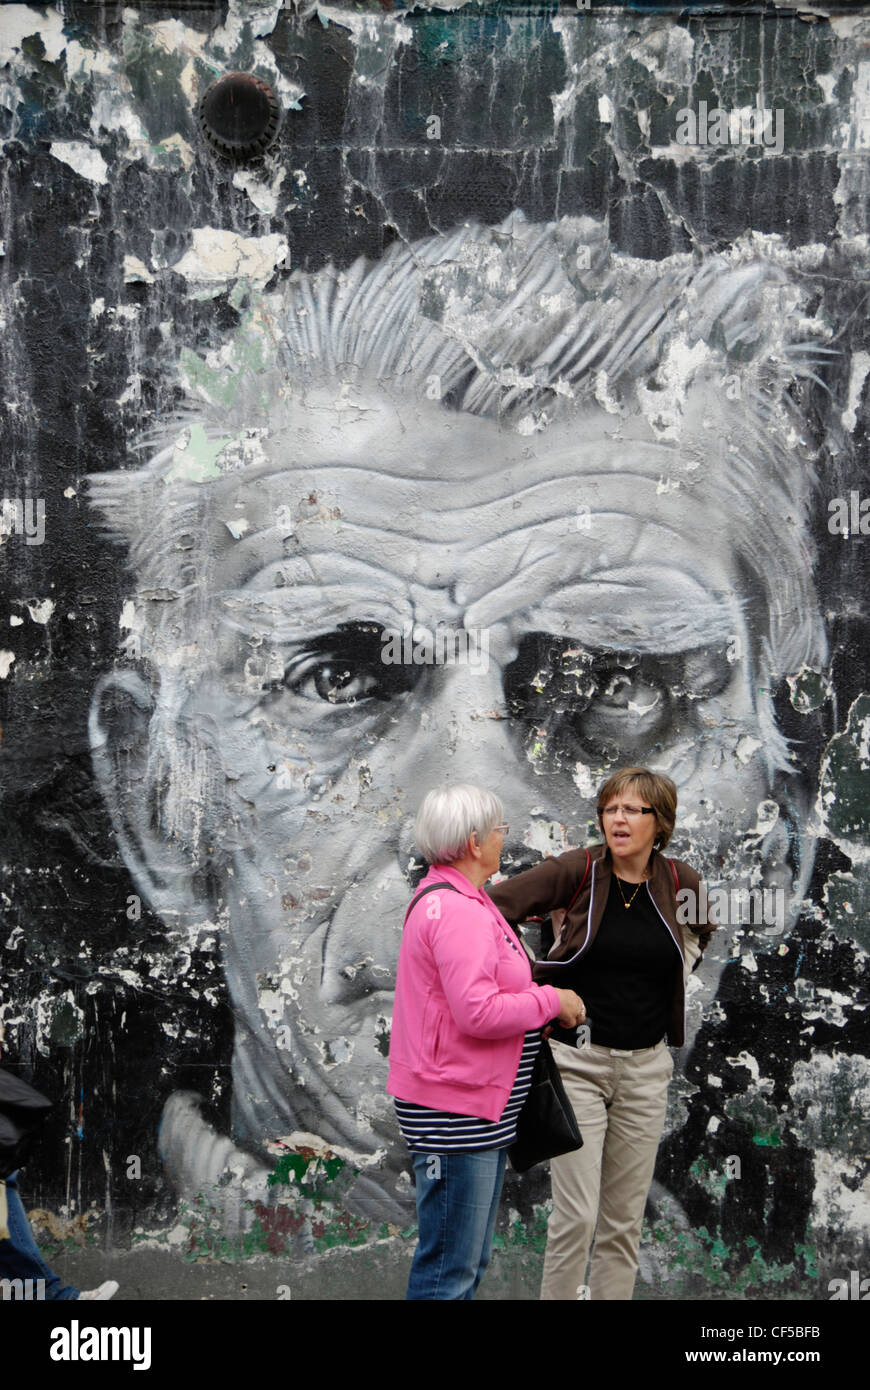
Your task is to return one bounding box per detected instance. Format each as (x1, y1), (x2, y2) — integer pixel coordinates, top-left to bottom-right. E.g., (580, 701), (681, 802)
(554, 989), (586, 1028)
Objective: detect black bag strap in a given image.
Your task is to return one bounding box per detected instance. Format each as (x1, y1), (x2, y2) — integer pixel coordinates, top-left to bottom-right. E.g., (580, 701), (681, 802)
(403, 881), (459, 925)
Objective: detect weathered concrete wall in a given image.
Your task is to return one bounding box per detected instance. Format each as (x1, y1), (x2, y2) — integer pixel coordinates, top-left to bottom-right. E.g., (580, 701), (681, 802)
(0, 0), (868, 1299)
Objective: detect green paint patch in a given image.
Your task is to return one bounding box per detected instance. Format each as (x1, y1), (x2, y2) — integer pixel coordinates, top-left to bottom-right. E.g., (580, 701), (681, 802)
(647, 1218), (818, 1297)
(688, 1156), (729, 1199)
(795, 1243), (819, 1279)
(269, 1152), (345, 1189)
(787, 668), (829, 713)
(752, 1129), (783, 1147)
(178, 1147), (377, 1258)
(166, 1147), (391, 1258)
(723, 1091), (781, 1140)
(177, 295), (282, 420)
(163, 423), (230, 484)
(311, 1209), (371, 1251)
(493, 1206), (550, 1254)
(182, 1194), (273, 1262)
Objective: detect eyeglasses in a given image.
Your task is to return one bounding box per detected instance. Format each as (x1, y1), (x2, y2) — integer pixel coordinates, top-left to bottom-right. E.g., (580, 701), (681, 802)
(493, 823), (510, 836)
(601, 804), (654, 819)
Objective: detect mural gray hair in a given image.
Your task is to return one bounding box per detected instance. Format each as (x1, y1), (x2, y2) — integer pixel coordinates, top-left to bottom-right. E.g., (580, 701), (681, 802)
(91, 212), (829, 616)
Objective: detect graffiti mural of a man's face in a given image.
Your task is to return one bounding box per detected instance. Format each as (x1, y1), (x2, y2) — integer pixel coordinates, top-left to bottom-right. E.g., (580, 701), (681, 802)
(87, 214), (829, 1224)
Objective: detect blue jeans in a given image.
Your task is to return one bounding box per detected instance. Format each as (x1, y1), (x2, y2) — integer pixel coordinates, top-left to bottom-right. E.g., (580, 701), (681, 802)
(0, 1172), (79, 1300)
(406, 1148), (507, 1300)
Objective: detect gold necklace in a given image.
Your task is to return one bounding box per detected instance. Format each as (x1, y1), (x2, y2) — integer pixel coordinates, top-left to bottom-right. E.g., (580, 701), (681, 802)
(616, 875), (643, 909)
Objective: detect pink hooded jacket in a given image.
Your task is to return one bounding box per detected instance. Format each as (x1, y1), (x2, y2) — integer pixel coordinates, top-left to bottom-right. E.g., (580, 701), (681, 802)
(387, 864), (562, 1122)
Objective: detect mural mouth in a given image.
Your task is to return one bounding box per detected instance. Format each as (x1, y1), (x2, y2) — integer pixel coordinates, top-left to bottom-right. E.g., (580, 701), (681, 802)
(319, 972), (396, 1011)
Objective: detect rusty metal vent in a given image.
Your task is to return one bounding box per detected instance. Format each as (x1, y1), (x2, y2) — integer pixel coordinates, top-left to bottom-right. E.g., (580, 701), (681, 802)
(198, 73), (281, 161)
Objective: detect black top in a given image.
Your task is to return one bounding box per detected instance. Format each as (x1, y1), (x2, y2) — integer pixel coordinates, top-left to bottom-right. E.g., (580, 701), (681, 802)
(572, 876), (679, 1049)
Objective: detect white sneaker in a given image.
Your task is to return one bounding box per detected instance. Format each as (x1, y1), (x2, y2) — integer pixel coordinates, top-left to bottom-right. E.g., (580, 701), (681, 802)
(78, 1280), (119, 1301)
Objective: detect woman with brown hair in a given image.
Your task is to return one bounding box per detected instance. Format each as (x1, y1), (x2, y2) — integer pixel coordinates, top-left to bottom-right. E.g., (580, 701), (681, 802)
(489, 766), (715, 1300)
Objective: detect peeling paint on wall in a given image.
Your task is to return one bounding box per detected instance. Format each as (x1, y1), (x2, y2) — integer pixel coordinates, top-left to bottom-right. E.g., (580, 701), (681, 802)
(0, 1), (868, 1298)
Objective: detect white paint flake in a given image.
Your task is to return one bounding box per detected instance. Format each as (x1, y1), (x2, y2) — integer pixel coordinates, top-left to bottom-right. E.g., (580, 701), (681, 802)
(24, 598), (54, 623)
(50, 141), (109, 185)
(146, 18), (209, 59)
(572, 761), (598, 798)
(735, 736), (762, 765)
(726, 1050), (760, 1081)
(123, 255), (154, 284)
(0, 5), (67, 64)
(158, 134), (194, 170)
(233, 167), (288, 216)
(842, 350), (870, 433)
(168, 228), (289, 288)
(64, 39), (115, 80)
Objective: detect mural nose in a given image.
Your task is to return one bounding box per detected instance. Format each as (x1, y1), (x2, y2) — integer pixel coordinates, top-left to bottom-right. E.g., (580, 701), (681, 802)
(396, 663), (522, 814)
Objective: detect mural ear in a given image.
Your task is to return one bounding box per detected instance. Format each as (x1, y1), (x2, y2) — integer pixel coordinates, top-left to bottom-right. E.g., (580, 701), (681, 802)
(89, 668), (200, 920)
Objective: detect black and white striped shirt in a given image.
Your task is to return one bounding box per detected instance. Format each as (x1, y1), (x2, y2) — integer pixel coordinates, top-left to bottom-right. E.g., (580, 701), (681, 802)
(394, 1029), (542, 1152)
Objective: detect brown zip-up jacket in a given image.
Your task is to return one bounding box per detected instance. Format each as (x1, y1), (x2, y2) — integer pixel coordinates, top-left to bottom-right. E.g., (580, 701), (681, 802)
(488, 842), (716, 1048)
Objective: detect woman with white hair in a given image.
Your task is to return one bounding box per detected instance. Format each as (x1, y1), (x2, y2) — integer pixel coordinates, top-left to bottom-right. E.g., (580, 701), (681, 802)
(387, 783), (585, 1300)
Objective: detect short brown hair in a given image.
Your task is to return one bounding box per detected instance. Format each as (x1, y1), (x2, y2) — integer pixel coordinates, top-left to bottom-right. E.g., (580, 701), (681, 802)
(596, 767), (678, 849)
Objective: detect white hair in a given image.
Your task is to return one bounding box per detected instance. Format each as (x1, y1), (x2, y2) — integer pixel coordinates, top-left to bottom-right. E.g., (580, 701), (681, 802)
(415, 785), (504, 865)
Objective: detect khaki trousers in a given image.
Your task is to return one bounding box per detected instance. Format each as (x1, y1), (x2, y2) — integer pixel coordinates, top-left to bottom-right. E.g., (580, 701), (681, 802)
(541, 1038), (673, 1301)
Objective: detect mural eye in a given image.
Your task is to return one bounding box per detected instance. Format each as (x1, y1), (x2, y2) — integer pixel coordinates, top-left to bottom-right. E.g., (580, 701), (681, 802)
(268, 622), (420, 706)
(580, 665), (669, 745)
(293, 658), (378, 705)
(504, 633), (733, 765)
